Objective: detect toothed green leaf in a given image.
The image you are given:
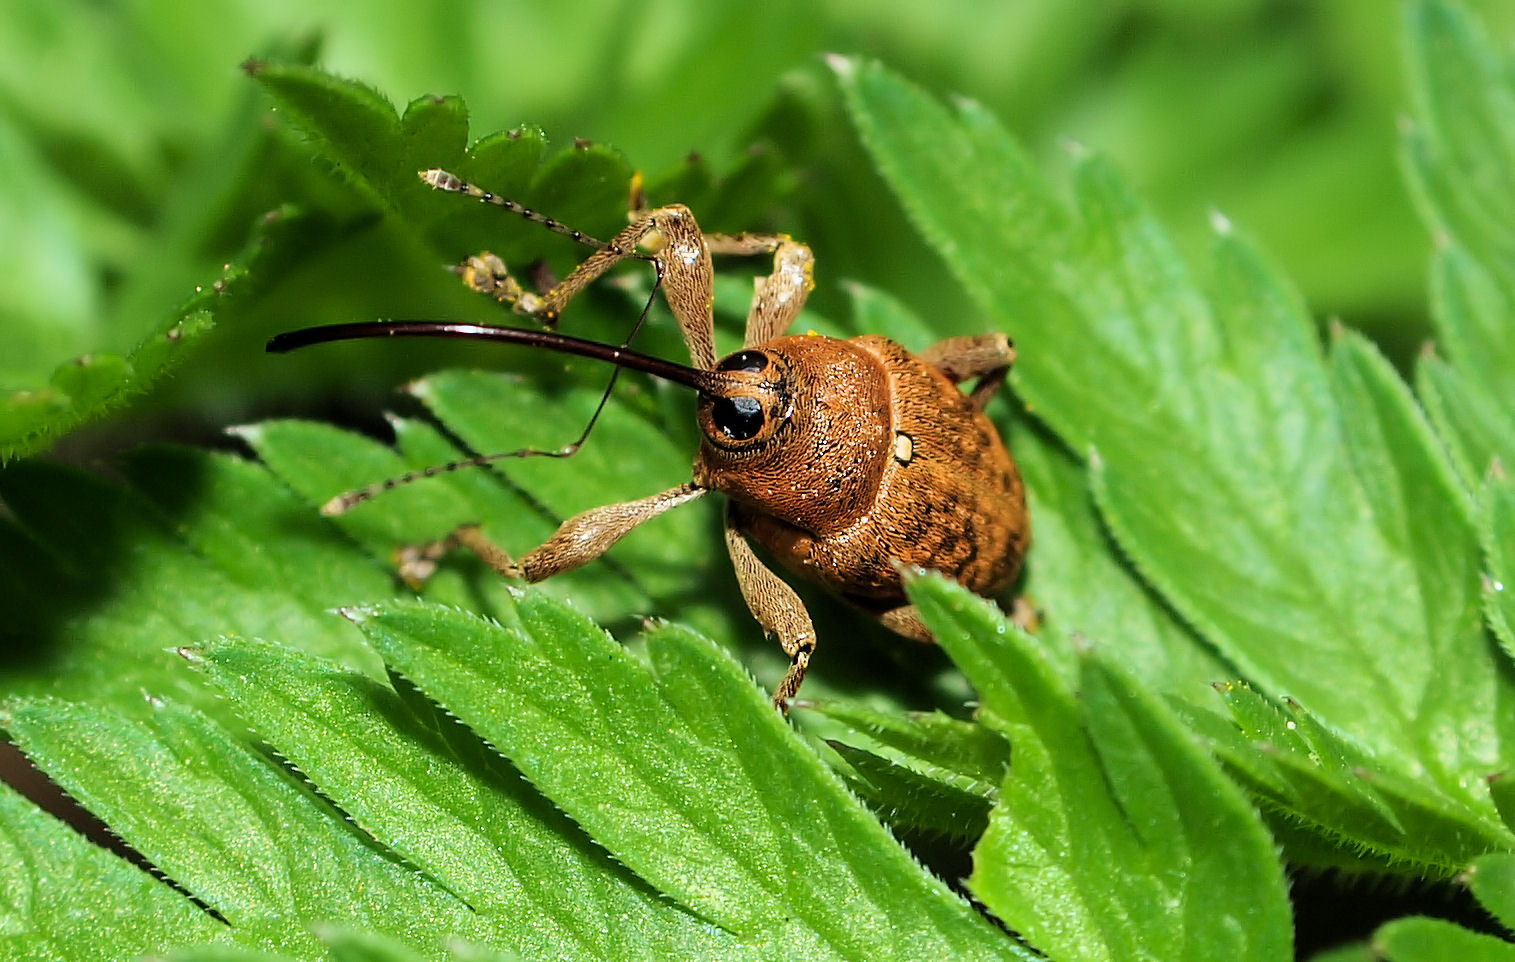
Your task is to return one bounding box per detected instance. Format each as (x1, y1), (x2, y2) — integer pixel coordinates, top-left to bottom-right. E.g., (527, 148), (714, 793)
(1, 697), (482, 954)
(343, 596), (1028, 960)
(907, 572), (1292, 962)
(0, 780), (225, 959)
(826, 739), (996, 841)
(1483, 474), (1515, 658)
(1403, 0), (1515, 484)
(1374, 916), (1515, 961)
(191, 637), (746, 961)
(836, 48), (1514, 878)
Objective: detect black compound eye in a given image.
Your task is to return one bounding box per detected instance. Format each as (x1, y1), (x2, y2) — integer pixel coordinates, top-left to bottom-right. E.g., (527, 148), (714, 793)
(712, 395), (765, 441)
(716, 350), (769, 373)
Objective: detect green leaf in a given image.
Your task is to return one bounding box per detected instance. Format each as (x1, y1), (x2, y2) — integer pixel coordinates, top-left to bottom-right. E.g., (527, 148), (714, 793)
(344, 594), (1026, 960)
(190, 638), (745, 961)
(246, 62), (465, 222)
(801, 698), (1009, 788)
(1, 697), (483, 954)
(1308, 945), (1376, 962)
(834, 54), (1511, 825)
(317, 927), (524, 962)
(1011, 420), (1233, 697)
(0, 44), (296, 461)
(168, 949), (305, 962)
(0, 287), (219, 462)
(1375, 916), (1515, 961)
(1179, 683), (1513, 875)
(825, 739), (995, 841)
(1469, 852), (1515, 933)
(1415, 256), (1515, 485)
(1483, 476), (1515, 657)
(805, 698), (1005, 840)
(908, 572), (1292, 962)
(409, 369), (715, 603)
(1403, 0), (1515, 265)
(801, 698), (1003, 837)
(1402, 0), (1515, 485)
(0, 780), (224, 959)
(1324, 328), (1494, 766)
(250, 62), (634, 278)
(167, 928), (528, 962)
(0, 451), (391, 713)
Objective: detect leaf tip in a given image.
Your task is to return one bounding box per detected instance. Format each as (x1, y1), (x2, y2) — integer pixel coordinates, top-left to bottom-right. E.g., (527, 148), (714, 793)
(240, 58), (265, 77)
(170, 645), (205, 667)
(335, 605), (373, 625)
(405, 377), (433, 401)
(891, 558), (930, 585)
(1060, 137), (1091, 159)
(1068, 631), (1095, 658)
(224, 422), (261, 444)
(824, 53), (858, 80)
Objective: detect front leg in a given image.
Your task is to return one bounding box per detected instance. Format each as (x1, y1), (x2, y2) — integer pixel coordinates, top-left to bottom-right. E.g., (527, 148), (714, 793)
(423, 169), (719, 367)
(705, 233), (816, 346)
(723, 504), (817, 710)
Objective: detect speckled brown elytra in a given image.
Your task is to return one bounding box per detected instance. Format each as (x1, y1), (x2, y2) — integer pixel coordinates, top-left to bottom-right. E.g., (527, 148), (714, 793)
(268, 168), (1030, 708)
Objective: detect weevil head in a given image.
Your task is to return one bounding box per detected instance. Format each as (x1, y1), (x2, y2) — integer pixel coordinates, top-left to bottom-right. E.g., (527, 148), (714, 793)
(695, 335), (892, 534)
(696, 348), (792, 451)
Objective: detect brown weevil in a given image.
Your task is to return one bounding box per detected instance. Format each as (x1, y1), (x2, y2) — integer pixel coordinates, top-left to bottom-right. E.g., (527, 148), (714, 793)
(269, 168), (1030, 707)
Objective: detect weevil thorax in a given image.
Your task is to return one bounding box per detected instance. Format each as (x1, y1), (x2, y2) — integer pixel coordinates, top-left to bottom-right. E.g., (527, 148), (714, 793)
(693, 334), (892, 535)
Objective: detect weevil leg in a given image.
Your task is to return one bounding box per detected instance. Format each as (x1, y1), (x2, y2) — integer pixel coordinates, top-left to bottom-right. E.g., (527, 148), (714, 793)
(706, 233), (816, 346)
(407, 483), (707, 585)
(515, 481), (707, 580)
(878, 597), (1041, 642)
(723, 504), (817, 711)
(446, 203), (719, 368)
(453, 251), (533, 308)
(877, 604), (934, 643)
(920, 333), (1017, 411)
(528, 207), (721, 369)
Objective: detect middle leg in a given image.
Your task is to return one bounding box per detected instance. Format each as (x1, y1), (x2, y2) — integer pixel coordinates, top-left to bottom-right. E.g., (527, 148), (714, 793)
(401, 483), (707, 586)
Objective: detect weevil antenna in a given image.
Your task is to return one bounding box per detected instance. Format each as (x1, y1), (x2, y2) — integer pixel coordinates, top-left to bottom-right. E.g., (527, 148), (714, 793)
(266, 267), (732, 514)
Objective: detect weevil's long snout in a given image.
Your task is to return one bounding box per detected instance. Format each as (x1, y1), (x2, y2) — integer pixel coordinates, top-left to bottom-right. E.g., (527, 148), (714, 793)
(267, 320), (730, 394)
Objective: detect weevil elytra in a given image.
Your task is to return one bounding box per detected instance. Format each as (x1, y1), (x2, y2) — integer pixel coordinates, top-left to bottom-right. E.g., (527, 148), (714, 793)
(269, 168), (1030, 707)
